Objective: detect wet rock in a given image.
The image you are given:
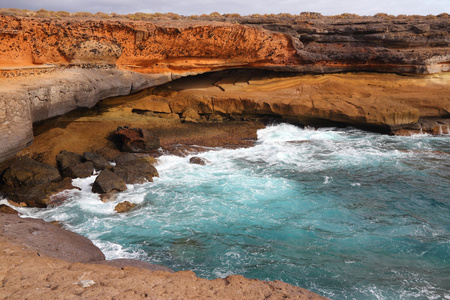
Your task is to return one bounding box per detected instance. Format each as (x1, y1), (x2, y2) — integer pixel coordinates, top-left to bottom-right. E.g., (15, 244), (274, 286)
(1, 156), (62, 188)
(99, 191), (118, 203)
(114, 201), (135, 213)
(113, 126), (160, 153)
(1, 178), (76, 208)
(56, 150), (94, 178)
(112, 158), (159, 184)
(92, 169), (127, 194)
(0, 204), (18, 214)
(189, 156), (209, 165)
(83, 152), (110, 170)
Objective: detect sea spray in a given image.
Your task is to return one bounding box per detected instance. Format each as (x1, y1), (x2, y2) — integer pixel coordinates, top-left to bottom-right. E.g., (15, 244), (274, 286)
(16, 124), (450, 299)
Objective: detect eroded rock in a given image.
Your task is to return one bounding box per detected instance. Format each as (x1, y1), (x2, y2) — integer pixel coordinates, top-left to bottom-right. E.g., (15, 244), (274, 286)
(113, 126), (160, 153)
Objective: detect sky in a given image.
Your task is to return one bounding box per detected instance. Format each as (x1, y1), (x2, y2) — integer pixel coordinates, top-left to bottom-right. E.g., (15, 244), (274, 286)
(0, 0), (448, 16)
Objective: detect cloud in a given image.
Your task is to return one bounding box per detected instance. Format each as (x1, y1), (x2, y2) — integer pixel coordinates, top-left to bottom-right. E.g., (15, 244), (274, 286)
(0, 0), (448, 15)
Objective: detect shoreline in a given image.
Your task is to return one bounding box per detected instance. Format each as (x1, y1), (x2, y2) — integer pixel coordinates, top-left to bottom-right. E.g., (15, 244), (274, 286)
(0, 214), (327, 299)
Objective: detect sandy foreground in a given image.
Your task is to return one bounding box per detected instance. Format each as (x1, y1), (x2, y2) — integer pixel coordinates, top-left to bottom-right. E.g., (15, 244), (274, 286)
(0, 214), (327, 299)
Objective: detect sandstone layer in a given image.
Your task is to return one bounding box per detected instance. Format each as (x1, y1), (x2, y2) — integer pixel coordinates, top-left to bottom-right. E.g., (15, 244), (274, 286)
(0, 14), (449, 162)
(0, 213), (327, 299)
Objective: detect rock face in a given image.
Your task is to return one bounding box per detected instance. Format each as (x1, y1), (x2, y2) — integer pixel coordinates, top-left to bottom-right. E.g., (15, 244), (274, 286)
(0, 14), (449, 162)
(0, 15), (448, 75)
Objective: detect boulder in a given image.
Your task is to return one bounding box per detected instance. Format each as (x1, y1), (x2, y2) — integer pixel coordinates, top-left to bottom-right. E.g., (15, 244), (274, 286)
(56, 150), (94, 178)
(83, 152), (110, 170)
(114, 153), (139, 164)
(112, 158), (159, 184)
(1, 178), (76, 208)
(114, 201), (135, 213)
(56, 150), (84, 171)
(0, 214), (106, 263)
(113, 126), (160, 153)
(189, 156), (209, 165)
(92, 169), (127, 194)
(0, 204), (18, 214)
(181, 108), (201, 121)
(67, 161), (95, 178)
(1, 156), (62, 188)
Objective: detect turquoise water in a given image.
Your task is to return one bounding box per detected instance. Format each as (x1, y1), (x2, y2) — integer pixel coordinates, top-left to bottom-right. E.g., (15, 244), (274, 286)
(16, 124), (450, 299)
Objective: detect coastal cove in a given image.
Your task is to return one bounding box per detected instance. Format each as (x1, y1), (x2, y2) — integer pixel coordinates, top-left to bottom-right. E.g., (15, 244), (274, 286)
(0, 10), (449, 300)
(8, 123), (450, 299)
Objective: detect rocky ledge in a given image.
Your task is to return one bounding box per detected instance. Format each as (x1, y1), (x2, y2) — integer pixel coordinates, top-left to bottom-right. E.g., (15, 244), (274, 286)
(0, 14), (449, 162)
(0, 213), (326, 299)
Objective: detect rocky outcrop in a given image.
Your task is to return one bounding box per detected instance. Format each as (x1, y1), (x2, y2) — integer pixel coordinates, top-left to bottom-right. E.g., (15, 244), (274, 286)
(0, 214), (327, 299)
(0, 14), (449, 162)
(113, 126), (160, 153)
(0, 214), (105, 263)
(148, 69), (450, 132)
(0, 69), (171, 162)
(0, 15), (448, 75)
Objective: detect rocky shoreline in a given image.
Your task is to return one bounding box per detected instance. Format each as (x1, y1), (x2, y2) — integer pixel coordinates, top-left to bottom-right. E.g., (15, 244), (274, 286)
(0, 11), (449, 299)
(0, 213), (327, 299)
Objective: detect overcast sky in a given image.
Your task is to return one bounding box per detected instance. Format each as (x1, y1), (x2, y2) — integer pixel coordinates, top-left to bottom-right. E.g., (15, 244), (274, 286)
(1, 0), (448, 16)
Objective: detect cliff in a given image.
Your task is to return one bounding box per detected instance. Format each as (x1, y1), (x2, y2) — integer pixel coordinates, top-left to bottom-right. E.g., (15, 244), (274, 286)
(0, 14), (449, 162)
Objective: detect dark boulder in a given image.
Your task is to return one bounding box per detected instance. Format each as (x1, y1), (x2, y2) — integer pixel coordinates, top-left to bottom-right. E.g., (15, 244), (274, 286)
(56, 150), (84, 171)
(83, 152), (110, 170)
(1, 156), (62, 188)
(114, 153), (138, 164)
(68, 161), (95, 178)
(56, 151), (94, 178)
(112, 158), (159, 184)
(1, 178), (76, 208)
(189, 156), (209, 165)
(92, 169), (127, 194)
(113, 126), (160, 153)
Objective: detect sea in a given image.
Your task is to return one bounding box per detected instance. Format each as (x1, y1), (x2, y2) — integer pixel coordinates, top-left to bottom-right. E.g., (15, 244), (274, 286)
(9, 123), (450, 299)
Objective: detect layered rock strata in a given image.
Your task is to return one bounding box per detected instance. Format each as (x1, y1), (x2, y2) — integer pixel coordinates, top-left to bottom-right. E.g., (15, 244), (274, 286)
(0, 14), (449, 162)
